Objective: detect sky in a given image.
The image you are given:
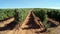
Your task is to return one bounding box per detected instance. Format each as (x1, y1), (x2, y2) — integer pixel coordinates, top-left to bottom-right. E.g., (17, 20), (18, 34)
(0, 0), (60, 9)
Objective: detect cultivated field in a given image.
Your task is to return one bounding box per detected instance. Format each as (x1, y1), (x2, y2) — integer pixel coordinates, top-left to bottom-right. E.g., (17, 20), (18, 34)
(0, 8), (60, 34)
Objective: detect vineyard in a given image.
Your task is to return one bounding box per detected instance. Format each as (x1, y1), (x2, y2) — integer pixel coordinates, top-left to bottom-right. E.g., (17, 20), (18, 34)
(0, 8), (60, 34)
(0, 8), (31, 22)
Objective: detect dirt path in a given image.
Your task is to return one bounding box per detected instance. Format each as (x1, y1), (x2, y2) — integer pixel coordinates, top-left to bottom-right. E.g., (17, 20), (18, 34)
(48, 18), (59, 25)
(0, 17), (14, 27)
(18, 11), (46, 34)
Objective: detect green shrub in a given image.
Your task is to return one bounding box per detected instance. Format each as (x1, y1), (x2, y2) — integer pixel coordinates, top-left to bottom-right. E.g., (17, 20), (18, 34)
(0, 8), (30, 23)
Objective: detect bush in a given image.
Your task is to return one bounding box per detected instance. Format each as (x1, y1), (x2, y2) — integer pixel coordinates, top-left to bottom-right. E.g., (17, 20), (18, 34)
(47, 9), (60, 21)
(0, 8), (30, 23)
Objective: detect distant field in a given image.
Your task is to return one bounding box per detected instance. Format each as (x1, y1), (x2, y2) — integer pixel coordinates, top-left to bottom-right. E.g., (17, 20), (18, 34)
(0, 8), (60, 27)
